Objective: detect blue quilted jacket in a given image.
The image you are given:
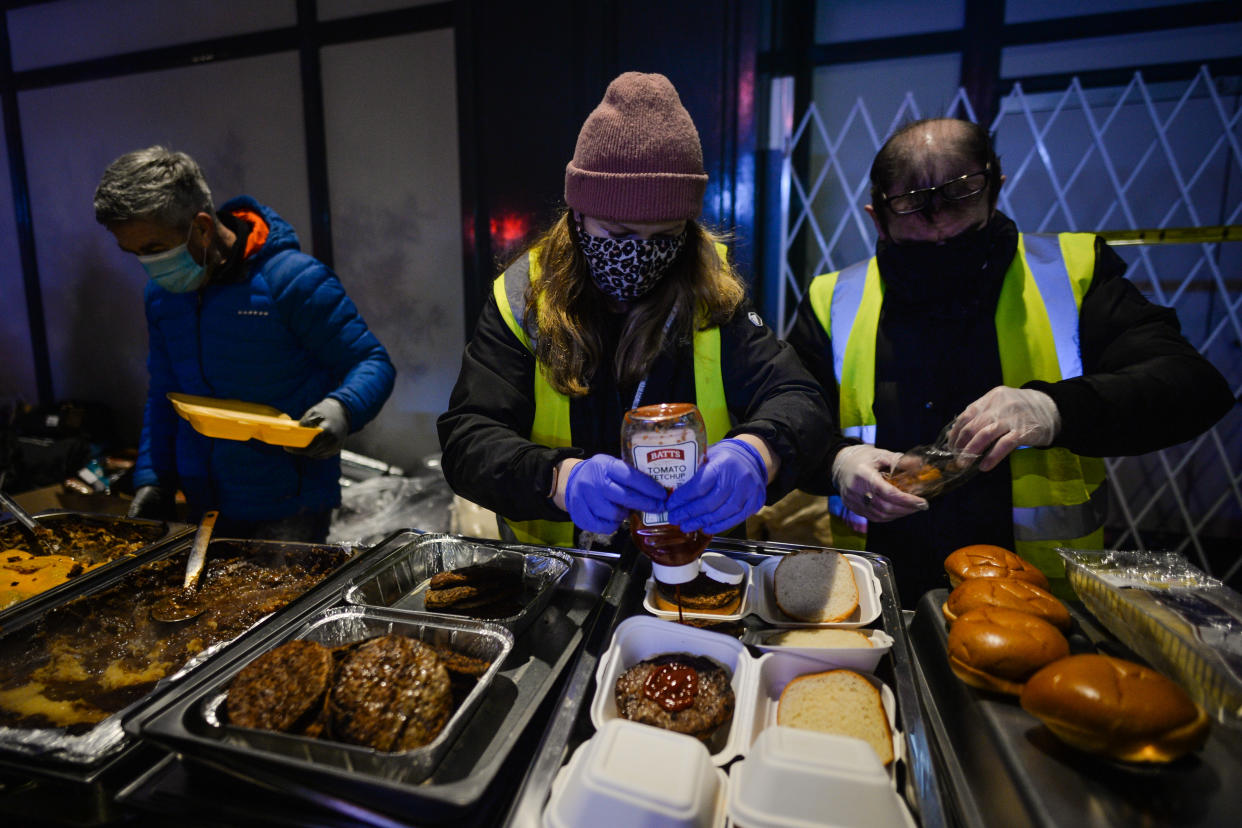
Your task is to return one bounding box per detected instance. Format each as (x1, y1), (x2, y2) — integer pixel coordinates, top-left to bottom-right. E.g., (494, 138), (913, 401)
(134, 196), (395, 521)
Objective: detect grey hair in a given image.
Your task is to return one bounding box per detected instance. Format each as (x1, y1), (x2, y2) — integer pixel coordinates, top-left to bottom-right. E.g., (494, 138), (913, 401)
(93, 146), (214, 228)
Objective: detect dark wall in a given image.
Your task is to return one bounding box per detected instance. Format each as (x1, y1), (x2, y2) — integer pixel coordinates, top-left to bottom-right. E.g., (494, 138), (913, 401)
(456, 0), (759, 331)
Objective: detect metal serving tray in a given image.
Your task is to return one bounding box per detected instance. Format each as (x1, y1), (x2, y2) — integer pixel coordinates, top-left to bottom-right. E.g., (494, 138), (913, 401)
(907, 589), (1242, 828)
(344, 534), (573, 637)
(0, 537), (365, 771)
(0, 510), (192, 627)
(502, 538), (950, 828)
(125, 531), (618, 825)
(193, 606), (512, 784)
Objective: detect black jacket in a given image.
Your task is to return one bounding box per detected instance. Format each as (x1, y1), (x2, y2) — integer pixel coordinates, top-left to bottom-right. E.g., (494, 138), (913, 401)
(438, 287), (833, 533)
(786, 213), (1235, 603)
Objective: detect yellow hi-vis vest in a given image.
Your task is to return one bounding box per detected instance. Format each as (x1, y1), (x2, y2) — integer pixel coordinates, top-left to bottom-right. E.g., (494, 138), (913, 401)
(492, 245), (732, 547)
(807, 233), (1107, 589)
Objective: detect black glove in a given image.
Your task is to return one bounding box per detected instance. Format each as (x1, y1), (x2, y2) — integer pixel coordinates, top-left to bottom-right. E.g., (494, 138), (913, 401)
(128, 485), (174, 520)
(288, 398), (350, 459)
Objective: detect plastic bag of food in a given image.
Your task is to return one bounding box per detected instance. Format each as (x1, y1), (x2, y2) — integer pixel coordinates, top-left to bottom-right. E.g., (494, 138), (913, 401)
(882, 423), (981, 499)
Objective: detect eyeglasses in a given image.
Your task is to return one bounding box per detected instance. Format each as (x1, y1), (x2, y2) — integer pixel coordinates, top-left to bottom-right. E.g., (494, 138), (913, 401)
(879, 166), (991, 215)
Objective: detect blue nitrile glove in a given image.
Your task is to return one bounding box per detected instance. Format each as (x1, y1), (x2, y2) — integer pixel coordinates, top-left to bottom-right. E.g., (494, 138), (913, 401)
(564, 455), (668, 535)
(666, 438), (767, 534)
(287, 398), (350, 459)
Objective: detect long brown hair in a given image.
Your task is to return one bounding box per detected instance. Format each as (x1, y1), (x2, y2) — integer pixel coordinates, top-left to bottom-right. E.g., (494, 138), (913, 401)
(521, 211), (746, 397)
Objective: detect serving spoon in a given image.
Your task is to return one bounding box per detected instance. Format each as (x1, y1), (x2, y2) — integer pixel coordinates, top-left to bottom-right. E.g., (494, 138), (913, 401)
(150, 509), (218, 624)
(0, 487), (60, 555)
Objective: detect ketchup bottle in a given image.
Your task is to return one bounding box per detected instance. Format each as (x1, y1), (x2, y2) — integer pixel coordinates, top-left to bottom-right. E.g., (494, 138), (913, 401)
(622, 403), (710, 584)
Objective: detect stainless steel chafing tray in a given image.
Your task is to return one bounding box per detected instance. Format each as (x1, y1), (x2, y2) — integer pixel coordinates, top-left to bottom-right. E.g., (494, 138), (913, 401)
(502, 538), (950, 828)
(0, 510), (192, 626)
(907, 588), (1242, 828)
(126, 531), (619, 825)
(343, 534), (573, 637)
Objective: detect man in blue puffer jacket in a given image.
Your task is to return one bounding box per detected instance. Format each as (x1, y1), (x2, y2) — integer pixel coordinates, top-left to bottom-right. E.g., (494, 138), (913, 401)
(94, 146), (395, 541)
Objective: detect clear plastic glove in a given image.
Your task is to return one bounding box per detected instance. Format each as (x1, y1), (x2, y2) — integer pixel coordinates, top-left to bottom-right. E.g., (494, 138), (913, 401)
(564, 454), (668, 535)
(287, 398), (351, 459)
(666, 438), (768, 534)
(831, 444), (928, 522)
(128, 484), (174, 520)
(947, 386), (1060, 472)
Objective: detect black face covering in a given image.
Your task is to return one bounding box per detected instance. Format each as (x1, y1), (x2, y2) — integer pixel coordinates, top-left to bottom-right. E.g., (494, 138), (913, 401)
(876, 213), (1008, 317)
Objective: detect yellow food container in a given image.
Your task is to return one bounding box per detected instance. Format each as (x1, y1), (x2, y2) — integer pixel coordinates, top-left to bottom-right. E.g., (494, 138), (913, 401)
(167, 393), (321, 448)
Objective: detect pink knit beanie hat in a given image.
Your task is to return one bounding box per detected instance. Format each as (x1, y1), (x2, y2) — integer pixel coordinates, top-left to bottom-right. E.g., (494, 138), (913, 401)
(565, 72), (708, 222)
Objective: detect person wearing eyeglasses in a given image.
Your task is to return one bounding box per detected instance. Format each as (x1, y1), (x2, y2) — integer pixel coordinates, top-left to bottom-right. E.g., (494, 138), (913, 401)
(785, 117), (1232, 604)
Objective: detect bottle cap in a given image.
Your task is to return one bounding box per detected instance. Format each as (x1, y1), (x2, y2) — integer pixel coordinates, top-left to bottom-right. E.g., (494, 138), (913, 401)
(702, 555), (745, 585)
(651, 558), (701, 585)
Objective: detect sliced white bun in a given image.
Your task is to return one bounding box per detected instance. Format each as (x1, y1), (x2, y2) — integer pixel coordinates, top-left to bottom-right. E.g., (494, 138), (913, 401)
(766, 628), (872, 648)
(774, 551), (859, 622)
(777, 669), (894, 765)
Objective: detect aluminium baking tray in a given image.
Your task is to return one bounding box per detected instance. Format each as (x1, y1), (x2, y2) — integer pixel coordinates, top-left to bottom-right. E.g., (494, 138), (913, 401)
(343, 534), (573, 637)
(0, 509), (192, 628)
(907, 588), (1242, 828)
(124, 531), (619, 825)
(0, 536), (368, 772)
(188, 606), (513, 784)
(501, 538), (950, 828)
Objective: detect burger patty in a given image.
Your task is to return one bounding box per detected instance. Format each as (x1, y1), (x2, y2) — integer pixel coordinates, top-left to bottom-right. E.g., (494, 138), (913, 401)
(655, 572), (741, 611)
(424, 563), (525, 618)
(226, 639), (334, 733)
(615, 653), (734, 739)
(329, 634), (453, 751)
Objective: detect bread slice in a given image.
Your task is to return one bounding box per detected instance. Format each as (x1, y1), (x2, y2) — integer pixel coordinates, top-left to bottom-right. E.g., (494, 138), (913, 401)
(777, 669), (894, 765)
(773, 550), (859, 622)
(766, 628), (872, 648)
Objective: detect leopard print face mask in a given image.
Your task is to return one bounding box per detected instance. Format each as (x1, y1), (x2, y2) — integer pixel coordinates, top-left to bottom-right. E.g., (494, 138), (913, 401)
(575, 216), (686, 301)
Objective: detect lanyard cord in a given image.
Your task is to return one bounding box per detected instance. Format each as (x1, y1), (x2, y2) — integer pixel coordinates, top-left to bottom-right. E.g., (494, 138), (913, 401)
(630, 312), (677, 411)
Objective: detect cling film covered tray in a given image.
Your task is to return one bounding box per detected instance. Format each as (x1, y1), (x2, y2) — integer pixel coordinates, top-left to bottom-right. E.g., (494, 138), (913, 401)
(1062, 548), (1242, 730)
(126, 531), (619, 824)
(0, 510), (192, 624)
(0, 536), (361, 770)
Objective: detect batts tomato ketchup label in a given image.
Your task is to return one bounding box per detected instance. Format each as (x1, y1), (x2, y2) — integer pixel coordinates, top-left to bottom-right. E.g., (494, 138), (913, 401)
(630, 439), (698, 526)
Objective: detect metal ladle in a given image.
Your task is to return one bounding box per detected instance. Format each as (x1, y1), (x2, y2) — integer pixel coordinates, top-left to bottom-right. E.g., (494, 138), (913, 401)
(150, 509), (218, 624)
(0, 487), (59, 555)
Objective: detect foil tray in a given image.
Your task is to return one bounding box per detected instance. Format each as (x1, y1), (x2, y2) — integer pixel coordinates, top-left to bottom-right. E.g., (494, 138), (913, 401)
(125, 531), (618, 824)
(195, 606), (513, 784)
(343, 534), (573, 637)
(0, 510), (192, 627)
(907, 589), (1242, 828)
(0, 536), (368, 772)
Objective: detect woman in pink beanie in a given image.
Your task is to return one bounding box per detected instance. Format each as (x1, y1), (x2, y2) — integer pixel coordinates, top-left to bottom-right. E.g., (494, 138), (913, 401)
(439, 72), (831, 551)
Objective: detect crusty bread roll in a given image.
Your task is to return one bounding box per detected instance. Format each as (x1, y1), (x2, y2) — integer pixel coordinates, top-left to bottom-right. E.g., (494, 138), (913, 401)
(942, 577), (1071, 631)
(773, 550), (859, 622)
(944, 544), (1049, 590)
(777, 669), (894, 765)
(946, 606), (1069, 695)
(766, 628), (872, 648)
(1020, 654), (1210, 762)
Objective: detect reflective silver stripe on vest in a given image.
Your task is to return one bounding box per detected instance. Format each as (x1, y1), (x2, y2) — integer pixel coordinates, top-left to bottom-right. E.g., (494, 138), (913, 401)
(1022, 234), (1083, 379)
(830, 259), (870, 386)
(843, 424), (876, 443)
(1012, 482), (1109, 541)
(504, 256), (534, 349)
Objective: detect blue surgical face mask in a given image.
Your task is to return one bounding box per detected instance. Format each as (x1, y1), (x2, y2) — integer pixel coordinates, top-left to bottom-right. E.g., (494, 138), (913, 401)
(138, 225), (207, 293)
